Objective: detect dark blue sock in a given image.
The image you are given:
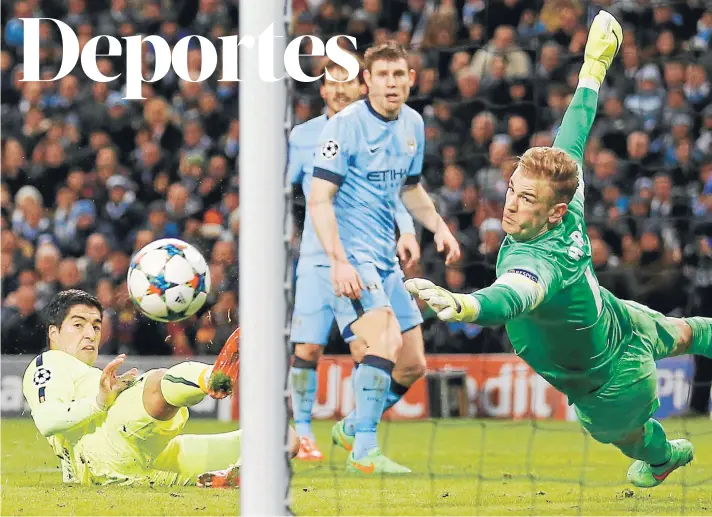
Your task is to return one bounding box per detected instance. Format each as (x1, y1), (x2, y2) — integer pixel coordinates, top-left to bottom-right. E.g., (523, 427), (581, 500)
(290, 357), (317, 439)
(383, 379), (409, 412)
(353, 355), (393, 459)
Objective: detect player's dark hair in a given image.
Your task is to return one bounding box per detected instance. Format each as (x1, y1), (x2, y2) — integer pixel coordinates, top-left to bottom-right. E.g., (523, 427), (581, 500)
(322, 54), (364, 84)
(364, 41), (409, 72)
(44, 289), (103, 338)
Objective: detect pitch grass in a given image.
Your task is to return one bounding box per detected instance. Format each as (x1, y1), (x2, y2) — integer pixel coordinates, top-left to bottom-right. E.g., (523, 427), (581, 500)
(2, 418), (711, 516)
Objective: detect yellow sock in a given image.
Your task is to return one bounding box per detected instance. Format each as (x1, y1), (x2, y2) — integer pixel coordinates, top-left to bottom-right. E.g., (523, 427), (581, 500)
(153, 430), (242, 478)
(160, 362), (213, 407)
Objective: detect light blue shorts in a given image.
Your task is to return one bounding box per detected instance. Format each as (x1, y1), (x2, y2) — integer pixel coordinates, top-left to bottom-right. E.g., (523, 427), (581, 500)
(290, 262), (423, 345)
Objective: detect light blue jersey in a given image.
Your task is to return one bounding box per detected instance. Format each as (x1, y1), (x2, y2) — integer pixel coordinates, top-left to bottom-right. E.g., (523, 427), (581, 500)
(289, 110), (416, 265)
(298, 99), (423, 272)
(289, 101), (424, 345)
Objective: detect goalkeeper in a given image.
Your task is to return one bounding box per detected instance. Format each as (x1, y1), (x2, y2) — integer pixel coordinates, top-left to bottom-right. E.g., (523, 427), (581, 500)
(406, 11), (705, 489)
(23, 289), (299, 488)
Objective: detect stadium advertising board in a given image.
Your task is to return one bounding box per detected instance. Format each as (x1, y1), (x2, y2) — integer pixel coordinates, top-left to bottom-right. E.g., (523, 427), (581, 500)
(235, 354), (700, 422)
(1, 354), (700, 420)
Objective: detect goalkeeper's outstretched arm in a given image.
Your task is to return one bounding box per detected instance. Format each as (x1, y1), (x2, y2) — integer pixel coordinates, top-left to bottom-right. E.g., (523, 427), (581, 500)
(406, 264), (550, 326)
(553, 10), (622, 197)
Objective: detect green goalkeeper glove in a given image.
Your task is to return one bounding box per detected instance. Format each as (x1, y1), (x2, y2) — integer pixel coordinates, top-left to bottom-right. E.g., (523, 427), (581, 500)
(405, 278), (480, 323)
(579, 10), (623, 87)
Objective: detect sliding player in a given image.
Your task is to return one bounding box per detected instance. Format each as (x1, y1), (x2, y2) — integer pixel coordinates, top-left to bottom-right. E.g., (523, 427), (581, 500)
(289, 58), (423, 461)
(307, 42), (460, 473)
(406, 12), (702, 488)
(23, 289), (299, 488)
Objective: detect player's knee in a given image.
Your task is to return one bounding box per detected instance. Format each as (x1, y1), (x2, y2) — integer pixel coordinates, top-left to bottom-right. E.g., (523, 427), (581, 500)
(146, 369), (168, 390)
(363, 327), (402, 362)
(293, 343), (322, 363)
(611, 427), (645, 448)
(143, 369), (179, 421)
(352, 309), (403, 361)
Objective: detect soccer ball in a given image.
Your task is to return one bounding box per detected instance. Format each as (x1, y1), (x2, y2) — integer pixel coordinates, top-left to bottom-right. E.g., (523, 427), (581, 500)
(127, 238), (211, 322)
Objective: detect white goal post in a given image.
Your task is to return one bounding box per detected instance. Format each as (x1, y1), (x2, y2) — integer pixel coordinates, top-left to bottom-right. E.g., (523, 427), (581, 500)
(238, 0), (292, 514)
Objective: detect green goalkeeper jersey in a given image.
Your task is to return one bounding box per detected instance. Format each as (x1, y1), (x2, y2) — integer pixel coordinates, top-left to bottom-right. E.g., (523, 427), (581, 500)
(472, 86), (634, 402)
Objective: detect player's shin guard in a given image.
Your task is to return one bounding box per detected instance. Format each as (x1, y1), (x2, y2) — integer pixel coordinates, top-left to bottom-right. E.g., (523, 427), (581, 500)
(685, 317), (712, 357)
(352, 355), (392, 460)
(344, 373), (407, 436)
(160, 362), (212, 407)
(615, 419), (671, 466)
(290, 357), (318, 439)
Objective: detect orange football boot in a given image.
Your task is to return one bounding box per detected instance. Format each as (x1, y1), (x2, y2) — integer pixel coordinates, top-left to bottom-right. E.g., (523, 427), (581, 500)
(197, 464), (240, 488)
(295, 436), (324, 462)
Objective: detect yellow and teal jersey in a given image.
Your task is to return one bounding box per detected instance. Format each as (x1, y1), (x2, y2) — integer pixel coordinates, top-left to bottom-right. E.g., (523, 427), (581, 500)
(22, 350), (105, 483)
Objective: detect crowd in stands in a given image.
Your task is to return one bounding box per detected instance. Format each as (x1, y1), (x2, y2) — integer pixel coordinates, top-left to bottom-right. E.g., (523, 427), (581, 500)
(2, 0), (712, 407)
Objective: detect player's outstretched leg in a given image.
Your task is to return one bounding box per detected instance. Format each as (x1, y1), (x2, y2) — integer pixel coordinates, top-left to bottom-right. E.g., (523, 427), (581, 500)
(142, 328), (240, 422)
(197, 427), (299, 488)
(617, 420), (694, 488)
(290, 345), (324, 461)
(156, 427), (299, 489)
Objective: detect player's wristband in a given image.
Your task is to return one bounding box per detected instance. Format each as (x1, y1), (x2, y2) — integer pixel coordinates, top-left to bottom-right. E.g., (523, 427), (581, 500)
(452, 293), (481, 322)
(577, 77), (601, 93)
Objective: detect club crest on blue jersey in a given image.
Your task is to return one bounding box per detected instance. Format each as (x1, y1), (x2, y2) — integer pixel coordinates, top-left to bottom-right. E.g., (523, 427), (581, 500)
(406, 138), (416, 156)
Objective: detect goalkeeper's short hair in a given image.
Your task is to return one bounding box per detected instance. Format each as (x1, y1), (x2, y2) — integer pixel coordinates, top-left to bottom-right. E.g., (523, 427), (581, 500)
(517, 147), (579, 205)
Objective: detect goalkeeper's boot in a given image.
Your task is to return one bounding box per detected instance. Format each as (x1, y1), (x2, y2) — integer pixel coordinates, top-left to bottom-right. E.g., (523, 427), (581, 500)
(295, 436), (324, 462)
(627, 439), (694, 488)
(208, 327), (240, 399)
(579, 10), (623, 86)
(331, 419), (354, 452)
(197, 463), (240, 489)
(346, 448), (411, 475)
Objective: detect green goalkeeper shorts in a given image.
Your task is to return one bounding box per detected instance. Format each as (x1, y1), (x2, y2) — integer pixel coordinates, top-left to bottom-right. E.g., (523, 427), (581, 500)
(573, 300), (681, 444)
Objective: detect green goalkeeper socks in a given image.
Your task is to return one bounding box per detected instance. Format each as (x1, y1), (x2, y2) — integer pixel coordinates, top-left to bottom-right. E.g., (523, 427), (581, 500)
(615, 419), (671, 466)
(160, 362), (212, 407)
(685, 317), (712, 357)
